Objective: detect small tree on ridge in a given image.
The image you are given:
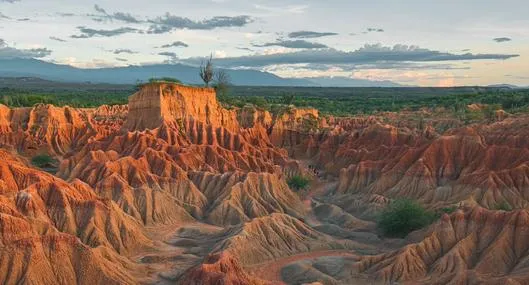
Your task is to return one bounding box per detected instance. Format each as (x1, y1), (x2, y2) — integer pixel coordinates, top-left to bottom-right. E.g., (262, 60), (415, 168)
(199, 54), (214, 87)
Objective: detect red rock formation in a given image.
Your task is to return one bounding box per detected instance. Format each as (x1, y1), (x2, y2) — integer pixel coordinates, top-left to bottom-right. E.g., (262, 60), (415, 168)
(55, 84), (299, 226)
(302, 115), (529, 209)
(213, 214), (351, 265)
(3, 82), (528, 285)
(178, 213), (351, 284)
(0, 149), (149, 284)
(358, 207), (529, 284)
(179, 252), (269, 285)
(124, 83), (239, 132)
(0, 103), (127, 155)
(189, 172), (305, 225)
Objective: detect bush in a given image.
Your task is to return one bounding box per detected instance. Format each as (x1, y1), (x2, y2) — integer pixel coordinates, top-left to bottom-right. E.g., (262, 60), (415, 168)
(148, 77), (182, 84)
(31, 154), (55, 168)
(287, 175), (311, 191)
(494, 201), (513, 211)
(438, 205), (458, 215)
(378, 199), (436, 238)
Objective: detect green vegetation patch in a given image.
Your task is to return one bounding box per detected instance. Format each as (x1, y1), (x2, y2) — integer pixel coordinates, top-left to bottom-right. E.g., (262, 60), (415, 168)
(31, 154), (55, 168)
(378, 199), (437, 238)
(287, 175), (311, 191)
(1, 78), (528, 119)
(494, 201), (513, 211)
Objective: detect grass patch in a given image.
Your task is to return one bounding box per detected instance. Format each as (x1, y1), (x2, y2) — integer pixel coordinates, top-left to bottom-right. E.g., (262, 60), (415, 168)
(31, 154), (58, 173)
(287, 175), (311, 191)
(378, 199), (437, 238)
(31, 154), (54, 167)
(494, 201), (513, 211)
(438, 205), (458, 215)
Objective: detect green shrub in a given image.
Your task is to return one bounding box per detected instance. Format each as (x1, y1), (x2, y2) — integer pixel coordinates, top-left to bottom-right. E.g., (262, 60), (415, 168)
(438, 205), (458, 215)
(148, 77), (182, 84)
(287, 175), (311, 191)
(31, 154), (55, 168)
(494, 201), (513, 211)
(378, 199), (436, 238)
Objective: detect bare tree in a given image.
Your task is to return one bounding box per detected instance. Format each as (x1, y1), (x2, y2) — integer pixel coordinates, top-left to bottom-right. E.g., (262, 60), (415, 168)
(214, 69), (231, 95)
(199, 54), (214, 87)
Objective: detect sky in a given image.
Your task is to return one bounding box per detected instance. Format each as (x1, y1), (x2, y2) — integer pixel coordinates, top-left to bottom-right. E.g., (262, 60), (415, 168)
(0, 0), (528, 86)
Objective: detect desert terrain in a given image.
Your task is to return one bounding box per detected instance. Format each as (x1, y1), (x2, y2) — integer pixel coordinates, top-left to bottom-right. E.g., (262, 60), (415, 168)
(1, 82), (529, 285)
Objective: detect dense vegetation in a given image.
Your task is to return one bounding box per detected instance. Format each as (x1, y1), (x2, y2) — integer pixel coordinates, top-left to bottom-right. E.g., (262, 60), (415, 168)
(0, 83), (131, 108)
(287, 175), (311, 191)
(378, 199), (437, 238)
(31, 154), (55, 168)
(0, 78), (528, 117)
(227, 86), (529, 116)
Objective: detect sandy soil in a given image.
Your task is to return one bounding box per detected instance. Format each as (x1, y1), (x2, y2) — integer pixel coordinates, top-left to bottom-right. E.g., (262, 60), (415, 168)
(246, 250), (356, 284)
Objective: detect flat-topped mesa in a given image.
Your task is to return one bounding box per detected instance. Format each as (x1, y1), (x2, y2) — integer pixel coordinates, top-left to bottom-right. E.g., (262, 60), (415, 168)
(124, 83), (239, 132)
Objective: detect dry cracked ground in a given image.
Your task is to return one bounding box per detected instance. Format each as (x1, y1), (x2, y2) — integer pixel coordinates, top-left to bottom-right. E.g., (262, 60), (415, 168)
(1, 83), (529, 285)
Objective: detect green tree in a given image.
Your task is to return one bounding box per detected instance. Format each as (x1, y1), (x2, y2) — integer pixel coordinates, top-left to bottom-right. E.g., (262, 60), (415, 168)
(378, 199), (436, 238)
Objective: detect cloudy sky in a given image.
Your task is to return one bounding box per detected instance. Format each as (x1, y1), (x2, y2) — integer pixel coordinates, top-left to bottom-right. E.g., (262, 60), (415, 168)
(0, 0), (528, 86)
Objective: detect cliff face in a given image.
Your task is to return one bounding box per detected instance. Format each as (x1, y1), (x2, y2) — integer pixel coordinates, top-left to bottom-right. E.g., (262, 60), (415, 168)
(56, 84), (300, 228)
(125, 84), (239, 132)
(0, 103), (126, 155)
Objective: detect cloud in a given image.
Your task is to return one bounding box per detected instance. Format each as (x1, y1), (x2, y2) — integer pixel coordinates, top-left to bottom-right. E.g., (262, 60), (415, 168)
(71, 26), (139, 38)
(94, 4), (106, 14)
(56, 12), (74, 17)
(57, 57), (117, 68)
(111, 12), (142, 23)
(254, 4), (309, 15)
(288, 31), (338, 39)
(0, 39), (52, 59)
(305, 62), (471, 71)
(147, 14), (252, 34)
(504, 74), (529, 80)
(17, 18), (30, 21)
(253, 39), (328, 49)
(0, 12), (10, 19)
(115, 57), (128, 62)
(493, 37), (512, 42)
(367, 28), (384, 33)
(158, 51), (178, 62)
(113, 49), (137, 54)
(0, 0), (20, 3)
(236, 47), (254, 52)
(49, 36), (67, 42)
(182, 43), (519, 68)
(92, 4), (142, 23)
(159, 41), (188, 48)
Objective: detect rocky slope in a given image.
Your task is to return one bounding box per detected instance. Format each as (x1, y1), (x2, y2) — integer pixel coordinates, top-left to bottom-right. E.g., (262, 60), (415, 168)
(295, 114), (529, 209)
(0, 149), (149, 284)
(0, 103), (125, 156)
(1, 83), (529, 285)
(358, 207), (529, 284)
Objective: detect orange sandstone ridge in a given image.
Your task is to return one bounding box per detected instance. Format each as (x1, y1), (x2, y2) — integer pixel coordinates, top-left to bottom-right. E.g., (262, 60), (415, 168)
(1, 83), (529, 285)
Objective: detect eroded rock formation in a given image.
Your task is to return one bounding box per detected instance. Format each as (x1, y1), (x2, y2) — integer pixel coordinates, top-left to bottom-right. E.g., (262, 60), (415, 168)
(2, 83), (528, 285)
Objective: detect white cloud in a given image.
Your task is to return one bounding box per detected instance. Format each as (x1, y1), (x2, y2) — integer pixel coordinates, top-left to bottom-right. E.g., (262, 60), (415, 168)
(214, 50), (227, 58)
(56, 57), (122, 68)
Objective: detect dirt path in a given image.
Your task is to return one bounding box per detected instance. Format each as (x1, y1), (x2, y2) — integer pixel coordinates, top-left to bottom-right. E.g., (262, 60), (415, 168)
(131, 222), (224, 284)
(246, 250), (356, 284)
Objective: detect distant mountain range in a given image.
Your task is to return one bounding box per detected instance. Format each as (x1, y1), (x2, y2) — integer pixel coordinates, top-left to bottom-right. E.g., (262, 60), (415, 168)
(486, 84), (526, 89)
(0, 58), (404, 87)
